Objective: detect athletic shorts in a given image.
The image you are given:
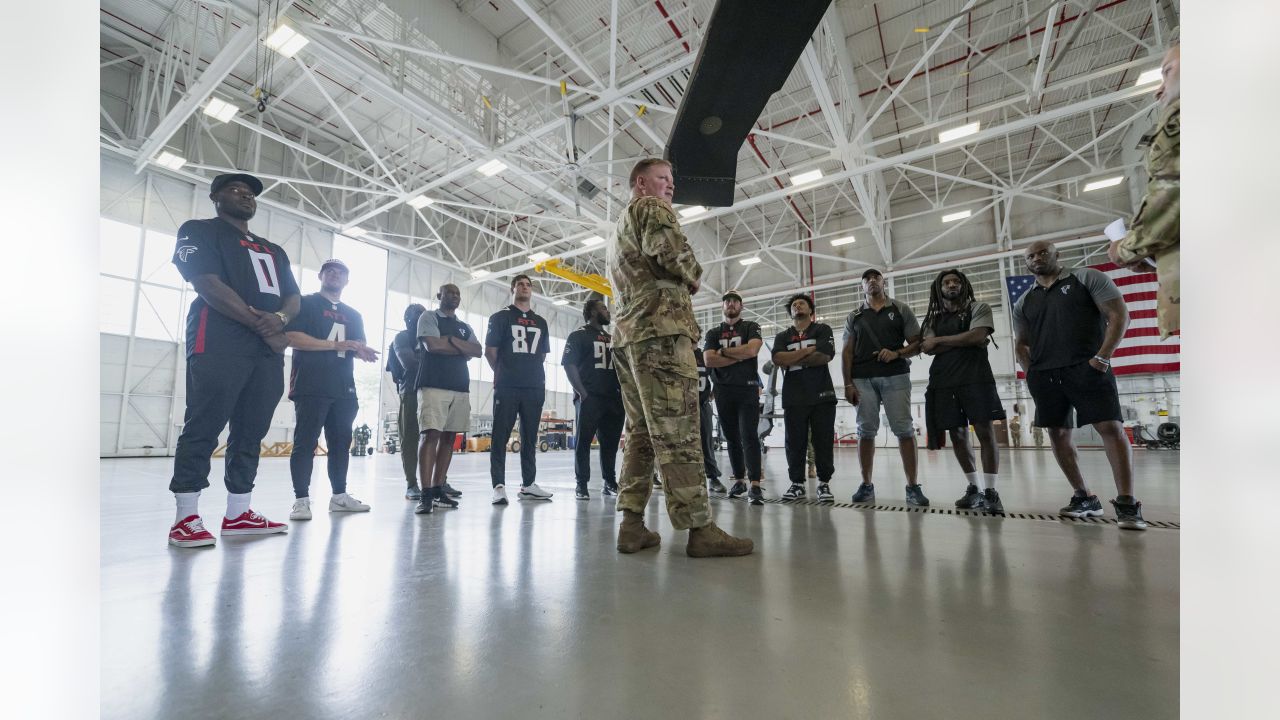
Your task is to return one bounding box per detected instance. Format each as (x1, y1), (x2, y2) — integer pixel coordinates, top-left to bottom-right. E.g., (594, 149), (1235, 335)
(852, 373), (914, 439)
(1026, 362), (1122, 429)
(930, 382), (1007, 429)
(417, 387), (470, 433)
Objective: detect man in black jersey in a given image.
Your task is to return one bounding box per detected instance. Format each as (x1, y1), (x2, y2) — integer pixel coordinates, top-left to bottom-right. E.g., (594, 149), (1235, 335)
(772, 294), (838, 503)
(388, 303), (427, 500)
(919, 269), (1006, 514)
(283, 259), (379, 520)
(562, 295), (625, 499)
(415, 283), (482, 514)
(486, 274), (554, 504)
(694, 348), (725, 494)
(703, 290), (766, 506)
(167, 173), (297, 548)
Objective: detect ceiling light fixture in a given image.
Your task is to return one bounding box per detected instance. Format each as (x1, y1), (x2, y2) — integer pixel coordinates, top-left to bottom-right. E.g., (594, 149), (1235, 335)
(154, 151), (186, 170)
(581, 235), (605, 246)
(471, 269), (491, 279)
(344, 227), (368, 238)
(941, 210), (972, 223)
(1134, 68), (1162, 87)
(407, 195), (435, 209)
(477, 159), (508, 177)
(938, 122), (980, 143)
(553, 299), (569, 306)
(203, 98), (238, 123)
(739, 257), (762, 266)
(789, 169), (824, 186)
(528, 251), (551, 263)
(678, 205), (707, 219)
(831, 235), (856, 247)
(1083, 176), (1125, 192)
(265, 24), (309, 59)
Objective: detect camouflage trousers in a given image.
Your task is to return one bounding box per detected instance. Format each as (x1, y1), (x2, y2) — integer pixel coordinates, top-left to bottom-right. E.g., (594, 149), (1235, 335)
(614, 334), (712, 530)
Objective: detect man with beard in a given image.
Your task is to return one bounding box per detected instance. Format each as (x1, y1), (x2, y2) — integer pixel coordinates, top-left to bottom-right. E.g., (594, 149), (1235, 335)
(387, 304), (426, 499)
(1013, 240), (1147, 530)
(703, 290), (766, 506)
(167, 173), (298, 547)
(919, 269), (1006, 514)
(772, 294), (838, 503)
(562, 295), (625, 499)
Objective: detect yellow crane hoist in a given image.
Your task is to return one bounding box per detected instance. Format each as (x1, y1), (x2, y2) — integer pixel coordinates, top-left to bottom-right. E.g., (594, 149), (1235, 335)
(534, 258), (612, 298)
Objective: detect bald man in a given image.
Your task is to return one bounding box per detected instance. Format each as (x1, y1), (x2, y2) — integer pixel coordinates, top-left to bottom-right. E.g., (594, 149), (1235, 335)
(1012, 241), (1147, 530)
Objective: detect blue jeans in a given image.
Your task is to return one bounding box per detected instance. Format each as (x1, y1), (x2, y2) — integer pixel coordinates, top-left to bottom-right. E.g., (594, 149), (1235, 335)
(853, 374), (914, 439)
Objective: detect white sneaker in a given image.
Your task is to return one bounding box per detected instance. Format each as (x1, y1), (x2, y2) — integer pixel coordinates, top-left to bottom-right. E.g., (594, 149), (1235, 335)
(518, 483), (554, 501)
(289, 498), (312, 521)
(492, 485), (509, 505)
(329, 493), (371, 512)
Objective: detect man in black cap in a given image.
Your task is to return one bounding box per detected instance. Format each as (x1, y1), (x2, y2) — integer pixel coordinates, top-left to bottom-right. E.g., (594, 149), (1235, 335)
(703, 289), (766, 506)
(167, 172), (298, 547)
(284, 258), (380, 520)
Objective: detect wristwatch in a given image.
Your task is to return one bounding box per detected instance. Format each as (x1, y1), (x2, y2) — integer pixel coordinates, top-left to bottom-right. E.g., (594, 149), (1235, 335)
(274, 311), (289, 326)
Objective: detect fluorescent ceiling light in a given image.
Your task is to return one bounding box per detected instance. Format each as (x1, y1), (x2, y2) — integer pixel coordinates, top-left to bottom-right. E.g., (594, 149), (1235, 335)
(1135, 68), (1162, 87)
(938, 122), (980, 143)
(406, 195), (435, 209)
(265, 24), (309, 59)
(553, 299), (569, 306)
(739, 257), (762, 266)
(1083, 176), (1125, 192)
(203, 97), (238, 123)
(581, 235), (605, 247)
(471, 269), (491, 279)
(830, 235), (856, 247)
(678, 205), (707, 219)
(790, 169), (824, 186)
(941, 210), (972, 223)
(154, 151), (186, 170)
(344, 227), (368, 237)
(477, 159), (508, 177)
(528, 251), (551, 263)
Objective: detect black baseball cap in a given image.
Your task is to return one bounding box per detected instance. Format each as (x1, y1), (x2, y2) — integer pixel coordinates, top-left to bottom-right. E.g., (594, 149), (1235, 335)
(210, 172), (264, 196)
(722, 289), (744, 303)
(861, 268), (883, 281)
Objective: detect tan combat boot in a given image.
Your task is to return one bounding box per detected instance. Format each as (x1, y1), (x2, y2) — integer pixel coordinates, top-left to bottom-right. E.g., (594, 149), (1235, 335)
(686, 521), (754, 558)
(617, 510), (661, 553)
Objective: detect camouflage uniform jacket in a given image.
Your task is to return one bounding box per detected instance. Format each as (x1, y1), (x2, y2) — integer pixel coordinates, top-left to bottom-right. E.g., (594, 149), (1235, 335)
(1116, 98), (1179, 338)
(607, 195), (703, 349)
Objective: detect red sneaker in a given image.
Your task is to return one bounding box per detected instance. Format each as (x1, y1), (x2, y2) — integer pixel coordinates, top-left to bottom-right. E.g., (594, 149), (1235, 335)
(221, 509), (288, 536)
(169, 515), (216, 548)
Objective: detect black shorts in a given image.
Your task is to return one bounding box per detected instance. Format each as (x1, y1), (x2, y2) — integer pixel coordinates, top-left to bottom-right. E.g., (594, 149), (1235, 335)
(1027, 362), (1122, 428)
(930, 382), (1006, 429)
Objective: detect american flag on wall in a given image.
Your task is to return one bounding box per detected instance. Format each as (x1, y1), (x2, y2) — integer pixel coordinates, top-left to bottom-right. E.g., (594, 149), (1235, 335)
(1005, 262), (1180, 377)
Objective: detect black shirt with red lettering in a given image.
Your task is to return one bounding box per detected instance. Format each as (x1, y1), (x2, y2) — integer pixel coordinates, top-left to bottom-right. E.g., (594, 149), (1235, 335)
(486, 305), (551, 389)
(703, 320), (763, 387)
(172, 217), (300, 357)
(772, 323), (838, 407)
(561, 324), (620, 399)
(695, 348), (712, 406)
(284, 293), (365, 400)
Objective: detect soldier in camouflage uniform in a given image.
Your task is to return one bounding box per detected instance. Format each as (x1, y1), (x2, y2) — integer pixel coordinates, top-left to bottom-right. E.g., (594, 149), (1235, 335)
(607, 158), (754, 558)
(1110, 43), (1179, 338)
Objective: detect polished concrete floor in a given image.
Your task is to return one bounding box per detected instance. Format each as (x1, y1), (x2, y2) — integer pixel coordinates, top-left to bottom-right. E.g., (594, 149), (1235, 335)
(101, 446), (1179, 720)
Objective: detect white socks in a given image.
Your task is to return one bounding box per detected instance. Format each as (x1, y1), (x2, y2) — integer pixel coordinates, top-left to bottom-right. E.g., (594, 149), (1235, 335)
(964, 472), (979, 488)
(226, 492), (252, 520)
(982, 473), (998, 490)
(175, 491), (200, 523)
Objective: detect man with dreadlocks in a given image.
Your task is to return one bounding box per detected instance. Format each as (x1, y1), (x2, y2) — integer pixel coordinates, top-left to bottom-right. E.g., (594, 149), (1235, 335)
(920, 269), (1006, 513)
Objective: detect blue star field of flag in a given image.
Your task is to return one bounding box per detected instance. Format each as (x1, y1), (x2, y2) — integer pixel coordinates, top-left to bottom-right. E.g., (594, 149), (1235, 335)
(1005, 274), (1036, 306)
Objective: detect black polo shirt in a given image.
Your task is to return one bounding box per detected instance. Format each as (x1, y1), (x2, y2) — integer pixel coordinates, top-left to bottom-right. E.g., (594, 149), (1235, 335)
(703, 320), (763, 387)
(772, 323), (838, 407)
(695, 348), (712, 406)
(561, 324), (621, 399)
(1012, 269), (1123, 371)
(923, 302), (996, 388)
(173, 217), (300, 357)
(842, 298), (921, 379)
(285, 293), (364, 400)
(486, 305), (551, 389)
(386, 329), (420, 396)
(417, 310), (477, 393)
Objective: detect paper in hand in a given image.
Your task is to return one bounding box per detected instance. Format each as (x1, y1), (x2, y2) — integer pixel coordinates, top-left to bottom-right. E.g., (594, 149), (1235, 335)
(1104, 218), (1127, 242)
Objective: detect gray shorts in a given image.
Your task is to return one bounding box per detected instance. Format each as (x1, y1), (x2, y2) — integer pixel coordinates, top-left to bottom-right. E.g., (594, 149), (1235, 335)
(853, 374), (914, 439)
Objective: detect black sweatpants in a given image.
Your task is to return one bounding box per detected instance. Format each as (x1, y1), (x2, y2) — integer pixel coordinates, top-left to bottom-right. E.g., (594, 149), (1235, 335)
(169, 352), (284, 494)
(398, 390), (419, 487)
(290, 395), (359, 498)
(574, 394), (625, 486)
(784, 402), (836, 484)
(491, 386), (545, 488)
(714, 384), (762, 481)
(700, 400), (721, 480)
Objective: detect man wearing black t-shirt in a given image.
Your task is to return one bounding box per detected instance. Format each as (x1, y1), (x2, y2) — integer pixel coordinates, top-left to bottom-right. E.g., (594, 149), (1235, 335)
(694, 348), (725, 493)
(772, 294), (838, 503)
(562, 296), (625, 499)
(920, 269), (1006, 514)
(166, 173), (298, 548)
(388, 303), (426, 500)
(1013, 241), (1146, 530)
(841, 268), (928, 507)
(486, 274), (554, 504)
(415, 283), (482, 514)
(703, 290), (766, 506)
(283, 259), (379, 520)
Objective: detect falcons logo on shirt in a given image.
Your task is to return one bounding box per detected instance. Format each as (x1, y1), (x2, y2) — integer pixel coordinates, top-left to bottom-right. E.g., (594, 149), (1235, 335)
(177, 244), (198, 262)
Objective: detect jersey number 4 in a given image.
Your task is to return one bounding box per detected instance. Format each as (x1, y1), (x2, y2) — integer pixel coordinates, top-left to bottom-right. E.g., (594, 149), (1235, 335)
(327, 323), (347, 357)
(247, 249), (281, 296)
(593, 341), (612, 370)
(511, 325), (542, 354)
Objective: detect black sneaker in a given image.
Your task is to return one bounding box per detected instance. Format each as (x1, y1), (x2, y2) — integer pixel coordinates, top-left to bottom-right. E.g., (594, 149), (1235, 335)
(433, 488), (459, 509)
(954, 484), (985, 509)
(405, 485), (422, 501)
(602, 481), (618, 496)
(983, 488), (1004, 514)
(575, 484), (590, 500)
(816, 483), (834, 503)
(782, 483), (806, 501)
(442, 483), (462, 498)
(1060, 493), (1104, 518)
(727, 480), (748, 499)
(851, 483), (875, 504)
(708, 478), (727, 494)
(748, 485), (765, 506)
(905, 484), (930, 507)
(1111, 497), (1148, 531)
(414, 497), (434, 514)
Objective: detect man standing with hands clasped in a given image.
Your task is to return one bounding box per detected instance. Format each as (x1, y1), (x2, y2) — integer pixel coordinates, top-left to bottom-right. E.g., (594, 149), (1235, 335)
(562, 295), (625, 500)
